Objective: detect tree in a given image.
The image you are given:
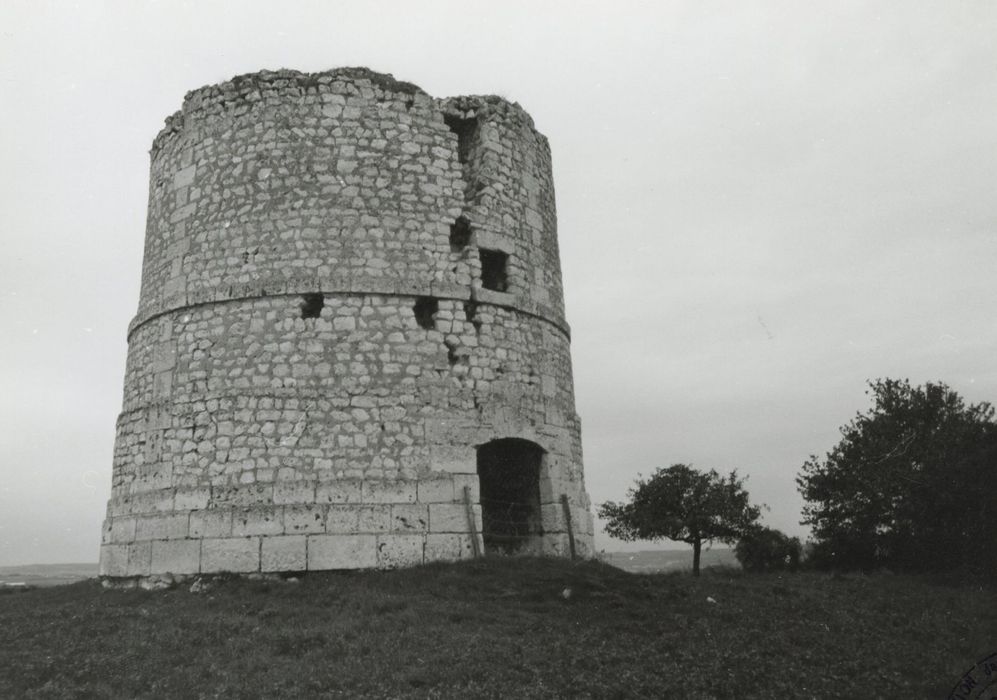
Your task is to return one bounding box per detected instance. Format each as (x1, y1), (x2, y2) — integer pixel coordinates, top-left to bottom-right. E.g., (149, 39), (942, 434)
(797, 378), (997, 573)
(735, 526), (801, 573)
(599, 464), (762, 576)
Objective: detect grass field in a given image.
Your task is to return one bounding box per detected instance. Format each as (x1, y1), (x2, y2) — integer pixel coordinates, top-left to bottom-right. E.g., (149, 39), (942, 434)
(1, 557), (993, 698)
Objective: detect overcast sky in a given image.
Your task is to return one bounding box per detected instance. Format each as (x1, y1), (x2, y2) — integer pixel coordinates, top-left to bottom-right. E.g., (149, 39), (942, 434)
(1, 1), (995, 565)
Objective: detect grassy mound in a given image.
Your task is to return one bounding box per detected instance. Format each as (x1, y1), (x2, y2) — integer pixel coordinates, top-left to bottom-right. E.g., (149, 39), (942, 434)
(1, 557), (992, 698)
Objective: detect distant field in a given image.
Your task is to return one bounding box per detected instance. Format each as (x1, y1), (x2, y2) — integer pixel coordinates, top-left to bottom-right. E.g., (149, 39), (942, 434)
(599, 548), (737, 573)
(0, 563), (97, 588)
(0, 556), (991, 698)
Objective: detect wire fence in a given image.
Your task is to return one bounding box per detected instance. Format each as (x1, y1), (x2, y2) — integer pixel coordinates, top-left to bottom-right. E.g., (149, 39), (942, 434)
(468, 491), (576, 559)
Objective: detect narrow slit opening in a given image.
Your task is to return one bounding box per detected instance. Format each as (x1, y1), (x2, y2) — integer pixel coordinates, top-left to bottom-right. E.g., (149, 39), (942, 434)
(464, 300), (482, 335)
(444, 114), (478, 165)
(450, 217), (471, 253)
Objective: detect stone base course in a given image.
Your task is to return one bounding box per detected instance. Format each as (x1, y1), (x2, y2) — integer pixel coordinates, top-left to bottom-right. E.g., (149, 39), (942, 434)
(99, 477), (594, 577)
(100, 526), (576, 578)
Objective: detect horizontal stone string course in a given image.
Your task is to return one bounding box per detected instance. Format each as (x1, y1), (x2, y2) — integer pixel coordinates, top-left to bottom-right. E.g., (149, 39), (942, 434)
(126, 285), (571, 342)
(100, 67), (594, 578)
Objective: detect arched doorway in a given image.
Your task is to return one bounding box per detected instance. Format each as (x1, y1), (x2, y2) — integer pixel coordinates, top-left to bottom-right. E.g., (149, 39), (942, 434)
(476, 438), (544, 555)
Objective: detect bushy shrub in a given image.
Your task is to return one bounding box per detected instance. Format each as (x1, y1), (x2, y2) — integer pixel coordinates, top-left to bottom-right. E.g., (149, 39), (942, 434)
(735, 527), (801, 573)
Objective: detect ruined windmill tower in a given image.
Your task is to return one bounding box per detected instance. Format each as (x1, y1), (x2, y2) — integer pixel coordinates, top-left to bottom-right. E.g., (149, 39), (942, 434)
(99, 68), (593, 578)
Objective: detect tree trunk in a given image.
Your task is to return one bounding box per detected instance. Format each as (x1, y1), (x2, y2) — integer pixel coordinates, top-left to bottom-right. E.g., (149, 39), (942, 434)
(692, 539), (702, 577)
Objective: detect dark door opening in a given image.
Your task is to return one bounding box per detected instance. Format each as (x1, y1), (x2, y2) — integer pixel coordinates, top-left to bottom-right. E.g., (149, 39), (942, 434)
(476, 438), (544, 555)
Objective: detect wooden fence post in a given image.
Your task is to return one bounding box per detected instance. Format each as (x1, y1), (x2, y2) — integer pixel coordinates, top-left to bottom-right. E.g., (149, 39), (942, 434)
(560, 494), (577, 561)
(464, 486), (481, 558)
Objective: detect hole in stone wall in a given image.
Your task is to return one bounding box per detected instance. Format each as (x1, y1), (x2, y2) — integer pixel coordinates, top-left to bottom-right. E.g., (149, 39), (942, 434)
(444, 114), (478, 165)
(479, 249), (509, 292)
(464, 300), (482, 335)
(413, 296), (439, 330)
(450, 217), (471, 253)
(300, 293), (324, 319)
(477, 438), (544, 555)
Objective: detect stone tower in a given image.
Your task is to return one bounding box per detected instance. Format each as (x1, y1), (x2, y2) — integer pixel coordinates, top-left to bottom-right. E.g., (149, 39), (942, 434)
(99, 68), (593, 578)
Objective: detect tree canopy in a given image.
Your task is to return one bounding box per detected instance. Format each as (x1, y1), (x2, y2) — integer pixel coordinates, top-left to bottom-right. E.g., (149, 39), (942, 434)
(599, 464), (761, 575)
(797, 378), (997, 573)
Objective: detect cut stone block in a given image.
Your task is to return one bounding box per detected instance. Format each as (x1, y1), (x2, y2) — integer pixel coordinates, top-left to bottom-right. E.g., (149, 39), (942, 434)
(308, 534), (377, 570)
(274, 481), (316, 505)
(416, 476), (455, 503)
(283, 504), (327, 534)
(150, 539), (200, 575)
(174, 488), (210, 511)
(376, 534), (425, 569)
(428, 444), (476, 473)
(201, 537), (261, 574)
(357, 505), (390, 533)
(261, 536), (307, 571)
(128, 491), (175, 514)
(452, 474), (480, 502)
(127, 541), (153, 576)
(361, 480), (417, 504)
(136, 513), (188, 541)
(325, 505), (359, 533)
(390, 504), (429, 532)
(189, 509), (233, 538)
(99, 544), (128, 577)
(429, 503), (478, 533)
(102, 517), (137, 545)
(211, 484), (274, 508)
(232, 507), (282, 537)
(315, 480), (362, 504)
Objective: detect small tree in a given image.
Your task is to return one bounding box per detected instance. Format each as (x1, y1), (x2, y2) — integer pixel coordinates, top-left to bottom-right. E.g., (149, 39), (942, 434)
(735, 526), (801, 573)
(599, 464), (762, 576)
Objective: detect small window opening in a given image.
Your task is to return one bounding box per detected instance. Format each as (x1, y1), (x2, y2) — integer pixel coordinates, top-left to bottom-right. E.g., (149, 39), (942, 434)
(300, 293), (324, 319)
(444, 114), (478, 164)
(450, 217), (471, 253)
(479, 249), (509, 292)
(413, 296), (438, 330)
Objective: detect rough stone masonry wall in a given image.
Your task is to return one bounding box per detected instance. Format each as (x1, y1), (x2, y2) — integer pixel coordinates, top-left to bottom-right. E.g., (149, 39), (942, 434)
(100, 68), (593, 578)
